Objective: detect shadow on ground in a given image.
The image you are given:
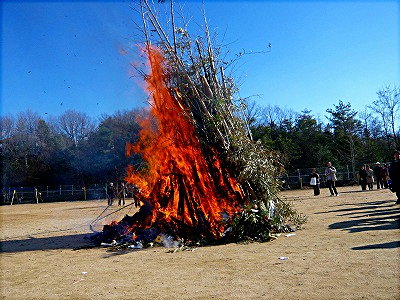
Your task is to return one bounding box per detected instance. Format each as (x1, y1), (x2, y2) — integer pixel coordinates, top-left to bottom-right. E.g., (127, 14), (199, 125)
(326, 199), (400, 233)
(0, 233), (95, 253)
(323, 198), (400, 250)
(352, 241), (400, 250)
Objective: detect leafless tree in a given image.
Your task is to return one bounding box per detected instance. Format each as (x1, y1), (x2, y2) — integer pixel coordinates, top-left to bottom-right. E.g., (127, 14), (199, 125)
(359, 108), (382, 140)
(55, 110), (97, 146)
(3, 110), (43, 170)
(0, 115), (15, 141)
(14, 110), (43, 151)
(15, 110), (41, 135)
(369, 85), (400, 149)
(239, 98), (262, 127)
(260, 105), (298, 127)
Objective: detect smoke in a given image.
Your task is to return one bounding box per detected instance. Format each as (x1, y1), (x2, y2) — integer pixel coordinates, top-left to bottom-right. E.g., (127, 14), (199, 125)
(160, 234), (179, 248)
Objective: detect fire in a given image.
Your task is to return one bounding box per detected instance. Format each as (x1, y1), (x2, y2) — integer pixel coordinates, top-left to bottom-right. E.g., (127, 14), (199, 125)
(124, 46), (245, 239)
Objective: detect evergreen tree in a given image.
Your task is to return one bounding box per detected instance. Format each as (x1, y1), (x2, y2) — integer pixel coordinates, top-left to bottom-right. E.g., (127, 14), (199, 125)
(326, 100), (362, 178)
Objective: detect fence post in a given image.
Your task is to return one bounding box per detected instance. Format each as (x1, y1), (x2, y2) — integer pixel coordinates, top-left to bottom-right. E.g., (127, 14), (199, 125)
(72, 185), (74, 195)
(297, 169), (303, 189)
(35, 187), (39, 204)
(347, 165), (350, 180)
(60, 185), (62, 196)
(46, 186), (49, 197)
(11, 190), (16, 205)
(83, 187), (87, 201)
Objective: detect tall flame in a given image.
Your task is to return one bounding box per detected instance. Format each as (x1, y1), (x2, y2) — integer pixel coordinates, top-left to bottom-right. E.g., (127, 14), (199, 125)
(125, 46), (245, 239)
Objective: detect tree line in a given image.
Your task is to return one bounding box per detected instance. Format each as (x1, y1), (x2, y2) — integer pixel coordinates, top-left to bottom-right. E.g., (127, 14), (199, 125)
(1, 109), (143, 187)
(249, 85), (399, 176)
(1, 85), (398, 187)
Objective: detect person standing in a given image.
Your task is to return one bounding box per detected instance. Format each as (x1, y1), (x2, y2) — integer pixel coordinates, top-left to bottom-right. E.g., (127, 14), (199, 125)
(381, 164), (389, 189)
(366, 165), (374, 190)
(107, 182), (115, 206)
(131, 184), (141, 208)
(325, 162), (338, 196)
(373, 162), (383, 189)
(389, 150), (400, 204)
(309, 168), (320, 196)
(359, 166), (367, 191)
(118, 182), (126, 206)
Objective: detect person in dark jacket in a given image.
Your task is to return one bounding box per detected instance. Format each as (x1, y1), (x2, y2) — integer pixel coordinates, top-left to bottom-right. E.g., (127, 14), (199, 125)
(381, 164), (389, 189)
(359, 166), (367, 191)
(389, 150), (400, 204)
(373, 162), (383, 189)
(107, 182), (115, 206)
(309, 168), (320, 196)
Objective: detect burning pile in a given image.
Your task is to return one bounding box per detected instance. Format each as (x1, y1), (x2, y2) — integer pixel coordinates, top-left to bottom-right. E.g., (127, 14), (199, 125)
(97, 0), (304, 247)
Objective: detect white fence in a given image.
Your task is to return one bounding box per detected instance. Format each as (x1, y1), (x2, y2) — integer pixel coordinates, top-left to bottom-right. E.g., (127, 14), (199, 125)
(1, 184), (108, 205)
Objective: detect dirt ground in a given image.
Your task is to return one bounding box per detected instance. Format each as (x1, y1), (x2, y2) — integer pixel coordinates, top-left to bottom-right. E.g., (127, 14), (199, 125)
(0, 186), (399, 300)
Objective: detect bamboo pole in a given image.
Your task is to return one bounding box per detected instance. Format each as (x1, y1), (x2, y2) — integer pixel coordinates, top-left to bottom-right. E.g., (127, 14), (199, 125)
(220, 66), (227, 99)
(170, 0), (177, 55)
(140, 0), (151, 47)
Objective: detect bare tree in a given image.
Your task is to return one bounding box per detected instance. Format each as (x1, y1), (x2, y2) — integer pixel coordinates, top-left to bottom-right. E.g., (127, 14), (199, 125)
(15, 110), (41, 134)
(3, 110), (43, 172)
(55, 110), (97, 147)
(260, 105), (298, 127)
(0, 115), (15, 141)
(14, 110), (43, 151)
(369, 85), (400, 149)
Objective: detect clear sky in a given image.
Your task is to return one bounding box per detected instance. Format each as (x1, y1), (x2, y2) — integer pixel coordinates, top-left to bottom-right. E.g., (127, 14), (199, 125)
(1, 0), (399, 121)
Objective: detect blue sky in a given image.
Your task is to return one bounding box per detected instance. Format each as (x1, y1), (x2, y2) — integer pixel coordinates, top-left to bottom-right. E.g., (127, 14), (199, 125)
(1, 0), (399, 121)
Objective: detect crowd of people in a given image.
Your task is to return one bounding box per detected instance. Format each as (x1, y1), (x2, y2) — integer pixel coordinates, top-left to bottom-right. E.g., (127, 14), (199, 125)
(309, 150), (400, 204)
(358, 163), (389, 191)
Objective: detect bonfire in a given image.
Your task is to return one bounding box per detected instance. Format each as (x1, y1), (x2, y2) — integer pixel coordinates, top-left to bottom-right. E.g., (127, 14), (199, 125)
(98, 0), (304, 248)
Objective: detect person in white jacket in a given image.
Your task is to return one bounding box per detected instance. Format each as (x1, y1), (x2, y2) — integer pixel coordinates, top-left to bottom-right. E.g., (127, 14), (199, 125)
(325, 162), (338, 196)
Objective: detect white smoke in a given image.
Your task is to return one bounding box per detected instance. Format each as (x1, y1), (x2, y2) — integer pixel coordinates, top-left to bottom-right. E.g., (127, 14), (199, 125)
(160, 234), (179, 248)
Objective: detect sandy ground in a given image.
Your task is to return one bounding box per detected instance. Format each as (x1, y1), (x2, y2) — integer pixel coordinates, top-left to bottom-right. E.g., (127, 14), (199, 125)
(0, 186), (399, 300)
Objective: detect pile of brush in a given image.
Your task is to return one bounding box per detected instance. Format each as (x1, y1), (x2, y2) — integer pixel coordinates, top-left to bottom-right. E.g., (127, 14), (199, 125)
(137, 0), (283, 208)
(96, 0), (305, 247)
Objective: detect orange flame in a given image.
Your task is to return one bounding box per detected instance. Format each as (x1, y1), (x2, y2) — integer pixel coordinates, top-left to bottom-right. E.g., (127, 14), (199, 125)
(125, 46), (245, 238)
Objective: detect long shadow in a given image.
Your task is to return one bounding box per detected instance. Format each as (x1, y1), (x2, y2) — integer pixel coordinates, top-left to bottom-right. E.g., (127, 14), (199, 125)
(325, 198), (400, 252)
(0, 233), (96, 253)
(346, 208), (399, 218)
(352, 241), (400, 250)
(327, 197), (400, 233)
(337, 190), (373, 194)
(315, 200), (395, 215)
(65, 206), (107, 211)
(335, 200), (393, 206)
(329, 215), (400, 233)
